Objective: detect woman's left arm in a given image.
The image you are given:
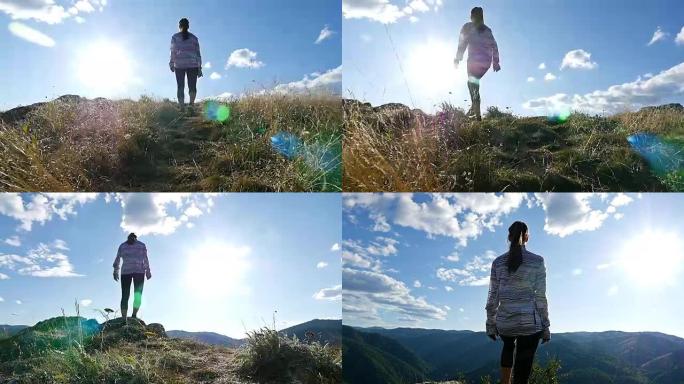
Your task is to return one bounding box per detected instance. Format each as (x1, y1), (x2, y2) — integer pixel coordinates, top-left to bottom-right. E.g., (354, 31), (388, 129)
(535, 259), (550, 330)
(485, 263), (499, 336)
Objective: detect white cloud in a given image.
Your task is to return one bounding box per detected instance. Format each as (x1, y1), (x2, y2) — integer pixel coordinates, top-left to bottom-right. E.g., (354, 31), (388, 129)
(459, 307), (464, 312)
(676, 27), (684, 45)
(0, 193), (98, 231)
(572, 268), (583, 276)
(366, 236), (398, 256)
(648, 26), (669, 46)
(15, 300), (21, 304)
(0, 241), (81, 277)
(204, 62), (212, 69)
(343, 268), (447, 322)
(560, 49), (597, 70)
(226, 48), (264, 69)
(0, 0), (106, 24)
(444, 285), (453, 291)
(0, 296), (3, 301)
(527, 77), (535, 82)
(115, 193), (214, 236)
(444, 250), (459, 262)
(317, 261), (329, 269)
(538, 62), (546, 70)
(436, 250), (496, 287)
(8, 21), (55, 47)
(314, 284), (341, 301)
(4, 236), (20, 247)
(444, 305), (451, 311)
(533, 193), (633, 237)
(342, 0), (441, 24)
(544, 72), (557, 81)
(344, 193), (526, 247)
(73, 15), (84, 23)
(209, 72), (222, 80)
(0, 273), (8, 280)
(409, 16), (419, 23)
(272, 65), (342, 95)
(315, 24), (335, 44)
(413, 280), (421, 288)
(80, 299), (92, 307)
(331, 243), (341, 251)
(523, 62), (684, 114)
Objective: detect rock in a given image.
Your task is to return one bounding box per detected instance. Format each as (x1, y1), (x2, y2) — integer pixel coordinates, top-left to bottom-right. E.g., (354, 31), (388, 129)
(639, 103), (684, 113)
(147, 323), (167, 338)
(97, 317), (168, 347)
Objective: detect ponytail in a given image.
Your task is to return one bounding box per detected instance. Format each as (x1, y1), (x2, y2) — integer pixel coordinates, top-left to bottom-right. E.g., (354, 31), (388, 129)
(507, 221), (528, 273)
(179, 18), (190, 40)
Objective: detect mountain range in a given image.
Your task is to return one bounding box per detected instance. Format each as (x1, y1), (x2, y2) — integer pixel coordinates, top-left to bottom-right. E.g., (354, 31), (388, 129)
(343, 325), (684, 384)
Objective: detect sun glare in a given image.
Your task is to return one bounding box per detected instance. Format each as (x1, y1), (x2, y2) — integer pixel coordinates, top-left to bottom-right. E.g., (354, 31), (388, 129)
(186, 242), (252, 298)
(77, 41), (134, 94)
(406, 39), (467, 99)
(619, 231), (684, 287)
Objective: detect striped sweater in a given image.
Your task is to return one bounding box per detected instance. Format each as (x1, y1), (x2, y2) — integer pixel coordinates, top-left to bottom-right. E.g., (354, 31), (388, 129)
(456, 22), (500, 68)
(485, 247), (550, 337)
(169, 32), (202, 69)
(113, 240), (150, 275)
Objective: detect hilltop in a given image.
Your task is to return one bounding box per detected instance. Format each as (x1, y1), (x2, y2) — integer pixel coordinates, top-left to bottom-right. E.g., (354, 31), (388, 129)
(343, 100), (684, 192)
(0, 316), (341, 383)
(0, 93), (341, 192)
(343, 325), (684, 384)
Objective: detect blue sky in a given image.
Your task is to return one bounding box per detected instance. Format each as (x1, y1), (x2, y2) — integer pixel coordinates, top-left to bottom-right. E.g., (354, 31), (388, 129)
(0, 0), (341, 110)
(343, 0), (684, 115)
(342, 193), (684, 338)
(0, 193), (341, 338)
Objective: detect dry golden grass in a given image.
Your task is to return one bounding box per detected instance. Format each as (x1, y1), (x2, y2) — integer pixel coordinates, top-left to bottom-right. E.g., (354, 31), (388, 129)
(343, 100), (683, 192)
(0, 93), (342, 192)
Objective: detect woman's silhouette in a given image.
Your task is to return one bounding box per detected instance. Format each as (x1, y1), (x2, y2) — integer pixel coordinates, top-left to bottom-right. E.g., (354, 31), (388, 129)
(113, 233), (151, 321)
(454, 7), (500, 121)
(169, 18), (203, 109)
(486, 221), (550, 384)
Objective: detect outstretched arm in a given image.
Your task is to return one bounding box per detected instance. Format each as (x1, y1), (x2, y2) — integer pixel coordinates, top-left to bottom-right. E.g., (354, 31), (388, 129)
(485, 263), (499, 336)
(455, 24), (469, 63)
(535, 260), (551, 338)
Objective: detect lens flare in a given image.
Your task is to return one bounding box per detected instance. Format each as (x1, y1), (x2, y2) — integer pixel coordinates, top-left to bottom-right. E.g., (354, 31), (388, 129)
(270, 132), (341, 173)
(627, 133), (684, 175)
(203, 101), (231, 122)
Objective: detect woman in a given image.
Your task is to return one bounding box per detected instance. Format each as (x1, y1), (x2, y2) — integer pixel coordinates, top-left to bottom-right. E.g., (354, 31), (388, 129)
(169, 18), (203, 109)
(113, 233), (152, 320)
(454, 7), (500, 121)
(485, 221), (550, 384)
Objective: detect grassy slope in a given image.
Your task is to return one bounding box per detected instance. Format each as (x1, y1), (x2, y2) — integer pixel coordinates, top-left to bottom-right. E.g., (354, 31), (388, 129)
(0, 316), (341, 384)
(344, 101), (684, 192)
(0, 94), (341, 192)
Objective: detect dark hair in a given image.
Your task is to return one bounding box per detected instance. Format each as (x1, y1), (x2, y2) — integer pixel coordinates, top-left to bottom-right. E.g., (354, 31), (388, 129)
(507, 221), (527, 273)
(471, 7), (484, 22)
(179, 18), (190, 40)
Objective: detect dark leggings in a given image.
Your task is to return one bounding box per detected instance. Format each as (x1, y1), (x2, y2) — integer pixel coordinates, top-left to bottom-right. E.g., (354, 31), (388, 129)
(500, 332), (542, 384)
(175, 67), (199, 103)
(121, 273), (145, 312)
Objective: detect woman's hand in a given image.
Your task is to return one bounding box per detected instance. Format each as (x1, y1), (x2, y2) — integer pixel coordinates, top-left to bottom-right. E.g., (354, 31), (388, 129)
(198, 68), (203, 78)
(488, 334), (497, 341)
(493, 62), (501, 72)
(542, 328), (551, 344)
(113, 271), (119, 282)
(146, 271), (152, 280)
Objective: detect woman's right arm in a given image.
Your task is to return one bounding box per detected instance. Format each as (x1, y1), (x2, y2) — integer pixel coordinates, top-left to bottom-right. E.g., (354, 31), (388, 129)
(485, 262), (499, 335)
(113, 245), (121, 280)
(455, 24), (469, 63)
(535, 259), (551, 336)
(169, 36), (176, 71)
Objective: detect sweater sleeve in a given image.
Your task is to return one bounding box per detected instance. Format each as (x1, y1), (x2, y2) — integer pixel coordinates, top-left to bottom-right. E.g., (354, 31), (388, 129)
(142, 244), (150, 274)
(485, 262), (499, 335)
(535, 260), (550, 329)
(196, 37), (202, 68)
(169, 36), (176, 67)
(490, 29), (500, 66)
(456, 24), (469, 62)
(113, 245), (122, 273)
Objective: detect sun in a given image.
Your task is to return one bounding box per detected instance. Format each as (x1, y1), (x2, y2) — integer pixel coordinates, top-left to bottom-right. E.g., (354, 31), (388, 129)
(185, 242), (252, 298)
(77, 40), (134, 94)
(405, 39), (468, 101)
(618, 230), (684, 287)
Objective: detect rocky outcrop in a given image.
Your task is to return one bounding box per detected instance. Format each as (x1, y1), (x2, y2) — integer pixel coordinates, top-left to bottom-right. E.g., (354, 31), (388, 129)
(96, 317), (167, 348)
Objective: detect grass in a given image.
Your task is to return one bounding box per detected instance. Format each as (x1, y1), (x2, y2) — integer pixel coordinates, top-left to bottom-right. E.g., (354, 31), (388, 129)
(0, 310), (341, 383)
(0, 93), (341, 192)
(343, 100), (684, 192)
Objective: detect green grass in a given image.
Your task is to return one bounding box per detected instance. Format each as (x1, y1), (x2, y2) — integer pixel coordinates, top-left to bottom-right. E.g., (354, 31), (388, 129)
(343, 101), (684, 192)
(0, 93), (341, 192)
